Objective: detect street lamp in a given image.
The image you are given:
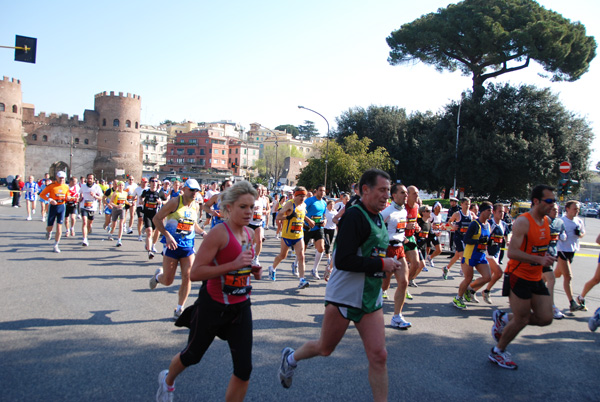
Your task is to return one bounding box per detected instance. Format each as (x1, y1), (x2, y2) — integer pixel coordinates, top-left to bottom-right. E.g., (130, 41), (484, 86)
(453, 92), (466, 198)
(298, 106), (330, 191)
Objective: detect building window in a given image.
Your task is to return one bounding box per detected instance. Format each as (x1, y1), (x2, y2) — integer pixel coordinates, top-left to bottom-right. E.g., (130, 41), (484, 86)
(74, 138), (80, 145)
(32, 134), (37, 141)
(222, 150), (226, 155)
(84, 139), (89, 145)
(135, 122), (139, 129)
(187, 149), (195, 155)
(222, 160), (225, 164)
(12, 105), (18, 113)
(102, 118), (106, 126)
(236, 149), (238, 154)
(199, 159), (205, 166)
(113, 119), (119, 127)
(176, 158), (185, 164)
(126, 120), (131, 128)
(200, 149), (205, 155)
(177, 149), (184, 155)
(43, 135), (48, 142)
(188, 158), (195, 163)
(180, 139), (185, 144)
(244, 149), (247, 155)
(0, 103), (4, 111)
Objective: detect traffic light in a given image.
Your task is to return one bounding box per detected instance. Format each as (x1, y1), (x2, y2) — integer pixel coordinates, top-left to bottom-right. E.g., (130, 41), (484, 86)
(558, 179), (568, 196)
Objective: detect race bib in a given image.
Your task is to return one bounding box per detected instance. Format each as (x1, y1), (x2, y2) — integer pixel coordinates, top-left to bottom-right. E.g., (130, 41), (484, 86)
(176, 218), (194, 235)
(222, 268), (252, 295)
(491, 234), (503, 244)
(396, 220), (406, 233)
(291, 222), (302, 234)
(145, 201), (158, 209)
(84, 200), (94, 208)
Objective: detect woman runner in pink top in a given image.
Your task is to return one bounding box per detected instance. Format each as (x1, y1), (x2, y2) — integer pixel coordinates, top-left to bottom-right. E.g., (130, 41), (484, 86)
(155, 181), (260, 402)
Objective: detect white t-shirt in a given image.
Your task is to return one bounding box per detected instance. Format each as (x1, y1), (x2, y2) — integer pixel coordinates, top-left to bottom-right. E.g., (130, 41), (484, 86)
(125, 183), (138, 205)
(79, 183), (103, 211)
(135, 185), (147, 207)
(380, 201), (407, 243)
(557, 215), (585, 252)
(324, 208), (337, 230)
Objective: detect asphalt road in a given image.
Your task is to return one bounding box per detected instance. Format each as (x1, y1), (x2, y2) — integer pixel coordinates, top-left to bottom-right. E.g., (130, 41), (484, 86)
(1, 202), (599, 401)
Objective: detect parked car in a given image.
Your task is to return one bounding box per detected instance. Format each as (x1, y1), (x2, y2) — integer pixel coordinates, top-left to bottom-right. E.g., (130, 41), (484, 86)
(582, 207), (598, 218)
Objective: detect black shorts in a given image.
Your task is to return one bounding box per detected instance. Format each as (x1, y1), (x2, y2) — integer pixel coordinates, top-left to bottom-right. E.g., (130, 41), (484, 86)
(558, 251), (575, 263)
(248, 223), (262, 231)
(404, 235), (417, 252)
(304, 227), (325, 242)
(81, 209), (95, 220)
(542, 266), (553, 273)
(504, 273), (550, 299)
(65, 204), (78, 216)
(143, 211), (156, 229)
(428, 232), (440, 247)
(136, 206), (143, 218)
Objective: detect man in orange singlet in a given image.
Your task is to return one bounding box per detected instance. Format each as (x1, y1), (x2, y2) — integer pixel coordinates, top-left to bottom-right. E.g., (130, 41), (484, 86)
(488, 184), (557, 370)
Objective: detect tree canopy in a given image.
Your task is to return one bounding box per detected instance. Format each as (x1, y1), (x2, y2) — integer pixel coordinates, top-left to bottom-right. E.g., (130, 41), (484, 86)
(386, 0), (597, 99)
(297, 120), (320, 141)
(274, 124), (300, 138)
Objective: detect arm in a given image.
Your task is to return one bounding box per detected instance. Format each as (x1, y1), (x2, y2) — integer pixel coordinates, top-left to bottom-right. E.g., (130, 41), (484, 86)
(332, 205), (345, 225)
(463, 222), (479, 245)
(275, 201), (293, 221)
(190, 225), (254, 281)
(507, 216), (556, 267)
(152, 197), (179, 250)
(202, 194), (219, 216)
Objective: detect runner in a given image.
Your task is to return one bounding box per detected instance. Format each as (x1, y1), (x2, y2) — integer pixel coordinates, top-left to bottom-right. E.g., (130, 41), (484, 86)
(443, 197), (474, 280)
(545, 203), (567, 318)
(426, 202), (444, 266)
(275, 194), (287, 239)
(405, 186), (422, 288)
(555, 200), (586, 311)
(203, 181), (219, 227)
(489, 185), (556, 370)
(124, 176), (138, 234)
(24, 175), (39, 221)
(303, 184), (328, 280)
(476, 203), (508, 305)
(64, 177), (80, 238)
(278, 169), (399, 402)
(159, 180), (171, 201)
(248, 184), (269, 266)
(135, 177), (149, 241)
(452, 201), (493, 309)
(155, 181), (260, 402)
(79, 173), (103, 246)
(267, 187), (308, 287)
(271, 193), (280, 229)
(102, 181), (118, 231)
(149, 179), (204, 319)
(416, 205), (432, 274)
(140, 177), (167, 258)
(203, 179), (232, 230)
(323, 199), (338, 280)
(107, 181), (130, 247)
(38, 178), (51, 222)
(380, 183), (411, 329)
(38, 171), (69, 253)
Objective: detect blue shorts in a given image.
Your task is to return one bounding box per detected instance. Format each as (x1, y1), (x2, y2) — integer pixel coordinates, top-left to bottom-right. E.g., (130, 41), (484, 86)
(283, 237), (302, 248)
(454, 235), (465, 253)
(462, 253), (488, 267)
(47, 204), (66, 226)
(104, 206), (112, 215)
(163, 246), (195, 260)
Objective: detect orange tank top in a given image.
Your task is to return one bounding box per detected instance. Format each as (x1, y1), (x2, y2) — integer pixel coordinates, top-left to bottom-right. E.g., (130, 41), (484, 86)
(505, 212), (550, 281)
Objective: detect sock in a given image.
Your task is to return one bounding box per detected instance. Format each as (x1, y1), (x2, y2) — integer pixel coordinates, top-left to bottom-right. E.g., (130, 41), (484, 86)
(483, 289), (490, 294)
(177, 304), (183, 311)
(313, 251), (323, 271)
(493, 346), (503, 354)
(287, 352), (298, 367)
(54, 242), (59, 246)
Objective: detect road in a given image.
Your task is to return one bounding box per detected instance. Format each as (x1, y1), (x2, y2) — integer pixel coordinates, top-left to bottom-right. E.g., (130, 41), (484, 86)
(1, 199), (599, 401)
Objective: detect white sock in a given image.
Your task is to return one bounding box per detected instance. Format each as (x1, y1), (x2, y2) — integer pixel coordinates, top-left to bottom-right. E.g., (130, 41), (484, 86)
(493, 346), (503, 354)
(287, 352), (298, 367)
(313, 251), (323, 271)
(177, 304), (183, 311)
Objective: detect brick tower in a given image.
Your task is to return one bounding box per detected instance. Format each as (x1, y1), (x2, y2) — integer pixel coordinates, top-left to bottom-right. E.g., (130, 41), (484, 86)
(93, 91), (142, 181)
(0, 77), (25, 178)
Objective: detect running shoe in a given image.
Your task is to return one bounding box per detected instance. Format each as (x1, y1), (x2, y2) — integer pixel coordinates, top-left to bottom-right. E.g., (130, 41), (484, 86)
(279, 347), (296, 389)
(311, 268), (321, 280)
(422, 266), (429, 272)
(324, 267), (332, 282)
(408, 280), (418, 288)
(429, 257), (435, 268)
(268, 266), (276, 281)
(298, 278), (309, 289)
(468, 290), (480, 303)
(105, 225), (110, 233)
(251, 257), (259, 267)
(426, 255), (432, 266)
(127, 227), (134, 234)
(553, 306), (565, 320)
(406, 291), (413, 300)
(151, 245), (158, 253)
(149, 268), (162, 290)
(589, 307), (600, 332)
(45, 232), (51, 241)
(82, 239), (89, 247)
(148, 251), (155, 260)
(570, 299), (584, 312)
(576, 296), (587, 311)
(138, 235), (143, 242)
(382, 290), (388, 299)
(156, 369), (174, 402)
(452, 296), (466, 309)
(390, 314), (412, 329)
(26, 216), (32, 221)
(116, 239), (122, 247)
(53, 244), (61, 253)
(442, 266), (449, 280)
(463, 290), (472, 303)
(488, 348), (518, 370)
(108, 234), (114, 241)
(291, 261), (298, 277)
(482, 290), (492, 304)
(32, 209), (36, 215)
(173, 307), (183, 321)
(492, 310), (507, 342)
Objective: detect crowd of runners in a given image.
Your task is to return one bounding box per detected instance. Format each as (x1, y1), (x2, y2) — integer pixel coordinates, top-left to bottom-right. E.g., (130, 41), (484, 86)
(10, 169), (600, 401)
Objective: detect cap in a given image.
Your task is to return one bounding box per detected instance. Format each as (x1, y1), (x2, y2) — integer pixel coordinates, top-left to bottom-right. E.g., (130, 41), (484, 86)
(117, 181), (125, 186)
(449, 197), (459, 202)
(141, 177), (148, 182)
(184, 178), (201, 191)
(163, 179), (170, 184)
(56, 171), (67, 178)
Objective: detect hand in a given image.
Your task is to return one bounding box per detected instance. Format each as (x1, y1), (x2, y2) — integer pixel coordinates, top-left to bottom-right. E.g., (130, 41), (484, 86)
(49, 199), (57, 206)
(307, 219), (315, 229)
(538, 254), (557, 267)
(234, 249), (253, 270)
(166, 234), (178, 250)
(382, 257), (401, 272)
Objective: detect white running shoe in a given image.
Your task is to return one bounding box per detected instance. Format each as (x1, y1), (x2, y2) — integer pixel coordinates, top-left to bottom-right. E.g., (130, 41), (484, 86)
(26, 216), (32, 221)
(82, 239), (89, 247)
(298, 278), (309, 289)
(116, 239), (122, 247)
(156, 370), (174, 402)
(553, 306), (565, 319)
(45, 232), (52, 241)
(149, 268), (162, 290)
(391, 314), (412, 329)
(53, 244), (61, 253)
(311, 268), (321, 280)
(173, 306), (184, 321)
(127, 227), (133, 234)
(278, 347), (296, 389)
(138, 235), (143, 242)
(151, 245), (158, 253)
(32, 209), (36, 215)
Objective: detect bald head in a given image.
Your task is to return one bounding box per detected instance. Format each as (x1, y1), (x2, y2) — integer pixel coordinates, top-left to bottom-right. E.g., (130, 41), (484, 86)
(407, 185), (419, 206)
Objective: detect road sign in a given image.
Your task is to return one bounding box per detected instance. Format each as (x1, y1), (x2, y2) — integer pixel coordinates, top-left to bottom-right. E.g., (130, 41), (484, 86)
(559, 161), (571, 174)
(277, 182), (281, 186)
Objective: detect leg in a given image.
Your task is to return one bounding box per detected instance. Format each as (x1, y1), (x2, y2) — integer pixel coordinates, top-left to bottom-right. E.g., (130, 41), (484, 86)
(470, 263), (491, 290)
(556, 258), (574, 303)
(406, 250), (421, 281)
(355, 309), (388, 402)
(581, 263), (600, 298)
(294, 239), (306, 279)
(293, 303), (350, 361)
(159, 256), (180, 286)
(485, 257), (503, 291)
(178, 255), (194, 307)
(272, 239), (290, 269)
(497, 292), (533, 350)
(393, 260), (409, 315)
(430, 243), (442, 259)
(82, 216), (89, 239)
(253, 227), (264, 259)
(458, 263), (474, 297)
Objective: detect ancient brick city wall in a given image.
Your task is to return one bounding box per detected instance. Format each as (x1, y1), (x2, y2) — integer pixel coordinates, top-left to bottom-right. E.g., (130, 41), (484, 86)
(0, 77), (25, 178)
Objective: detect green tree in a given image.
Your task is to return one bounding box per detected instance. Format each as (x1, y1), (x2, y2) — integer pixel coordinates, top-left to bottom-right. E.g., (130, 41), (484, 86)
(274, 124), (300, 138)
(160, 119), (177, 125)
(427, 83), (592, 200)
(297, 120), (319, 141)
(387, 0), (597, 99)
(297, 134), (392, 193)
(257, 145), (303, 184)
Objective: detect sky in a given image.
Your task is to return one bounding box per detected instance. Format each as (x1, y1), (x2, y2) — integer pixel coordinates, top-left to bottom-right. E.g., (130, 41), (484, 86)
(2, 0), (599, 167)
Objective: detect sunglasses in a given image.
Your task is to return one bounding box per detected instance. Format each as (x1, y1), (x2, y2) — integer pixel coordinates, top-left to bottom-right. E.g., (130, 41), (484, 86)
(542, 198), (557, 204)
(150, 179), (158, 182)
(187, 188), (200, 192)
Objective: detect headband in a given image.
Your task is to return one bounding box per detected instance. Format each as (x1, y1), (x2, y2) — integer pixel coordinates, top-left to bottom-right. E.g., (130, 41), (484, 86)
(294, 190), (307, 196)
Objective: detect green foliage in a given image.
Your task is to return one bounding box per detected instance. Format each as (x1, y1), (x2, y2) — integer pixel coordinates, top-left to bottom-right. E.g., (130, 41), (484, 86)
(297, 134), (392, 193)
(386, 0), (597, 99)
(160, 119), (177, 125)
(257, 144), (304, 182)
(274, 124), (300, 138)
(297, 120), (320, 141)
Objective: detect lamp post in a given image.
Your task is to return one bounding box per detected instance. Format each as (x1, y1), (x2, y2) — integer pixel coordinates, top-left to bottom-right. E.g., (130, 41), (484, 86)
(453, 93), (465, 198)
(298, 106), (330, 191)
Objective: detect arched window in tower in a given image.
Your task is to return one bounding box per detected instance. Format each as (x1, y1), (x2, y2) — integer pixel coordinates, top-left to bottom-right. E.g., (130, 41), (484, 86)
(102, 118), (106, 126)
(0, 103), (5, 112)
(32, 134), (37, 141)
(135, 122), (139, 129)
(74, 138), (80, 145)
(12, 105), (18, 113)
(84, 139), (89, 145)
(126, 120), (131, 128)
(113, 119), (120, 127)
(42, 135), (48, 142)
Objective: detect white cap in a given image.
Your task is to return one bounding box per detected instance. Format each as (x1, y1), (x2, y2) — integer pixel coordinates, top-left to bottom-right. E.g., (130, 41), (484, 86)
(56, 171), (67, 178)
(184, 178), (201, 190)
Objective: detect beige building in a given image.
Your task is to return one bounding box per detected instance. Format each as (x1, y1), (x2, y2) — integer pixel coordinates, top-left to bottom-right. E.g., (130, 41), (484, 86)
(141, 124), (171, 175)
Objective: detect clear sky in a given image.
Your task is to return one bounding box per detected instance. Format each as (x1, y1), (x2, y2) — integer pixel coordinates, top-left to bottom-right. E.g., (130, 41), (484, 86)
(2, 0), (599, 167)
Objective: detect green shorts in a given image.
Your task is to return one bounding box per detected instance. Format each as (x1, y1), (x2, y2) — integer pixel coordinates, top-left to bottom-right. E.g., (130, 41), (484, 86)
(404, 235), (417, 251)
